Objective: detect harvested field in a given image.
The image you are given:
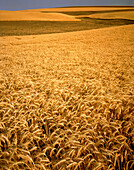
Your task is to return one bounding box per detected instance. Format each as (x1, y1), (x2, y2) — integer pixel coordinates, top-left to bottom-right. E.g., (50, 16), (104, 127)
(0, 24), (134, 169)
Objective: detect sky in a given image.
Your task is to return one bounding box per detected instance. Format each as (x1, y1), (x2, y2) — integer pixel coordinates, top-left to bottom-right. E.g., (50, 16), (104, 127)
(0, 0), (134, 11)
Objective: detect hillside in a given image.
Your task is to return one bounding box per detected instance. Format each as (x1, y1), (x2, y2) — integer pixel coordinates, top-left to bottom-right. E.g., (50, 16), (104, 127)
(0, 24), (134, 169)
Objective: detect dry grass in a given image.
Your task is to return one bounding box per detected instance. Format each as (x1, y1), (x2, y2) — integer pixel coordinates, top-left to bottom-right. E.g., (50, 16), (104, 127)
(89, 11), (134, 20)
(0, 11), (79, 21)
(0, 24), (134, 170)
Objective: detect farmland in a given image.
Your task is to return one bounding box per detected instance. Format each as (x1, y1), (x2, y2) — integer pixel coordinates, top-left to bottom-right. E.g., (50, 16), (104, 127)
(0, 7), (134, 170)
(0, 7), (134, 36)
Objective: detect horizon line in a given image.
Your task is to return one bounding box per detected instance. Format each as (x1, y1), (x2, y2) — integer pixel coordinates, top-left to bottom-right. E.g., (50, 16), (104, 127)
(1, 5), (134, 11)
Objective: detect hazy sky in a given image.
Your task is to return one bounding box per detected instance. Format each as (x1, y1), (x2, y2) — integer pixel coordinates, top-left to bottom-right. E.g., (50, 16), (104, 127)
(0, 0), (134, 10)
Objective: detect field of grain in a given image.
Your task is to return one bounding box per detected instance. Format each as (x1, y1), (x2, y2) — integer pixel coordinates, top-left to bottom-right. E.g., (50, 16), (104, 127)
(0, 11), (79, 21)
(89, 11), (134, 20)
(0, 22), (134, 170)
(1, 7), (134, 37)
(25, 6), (134, 12)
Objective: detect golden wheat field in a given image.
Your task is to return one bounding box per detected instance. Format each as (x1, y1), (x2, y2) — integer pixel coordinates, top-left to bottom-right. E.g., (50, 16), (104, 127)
(0, 6), (134, 170)
(25, 6), (134, 12)
(0, 11), (80, 21)
(89, 11), (134, 20)
(1, 6), (134, 21)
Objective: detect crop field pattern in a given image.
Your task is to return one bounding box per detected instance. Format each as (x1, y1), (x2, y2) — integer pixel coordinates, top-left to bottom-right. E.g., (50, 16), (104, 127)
(0, 8), (134, 36)
(0, 7), (134, 170)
